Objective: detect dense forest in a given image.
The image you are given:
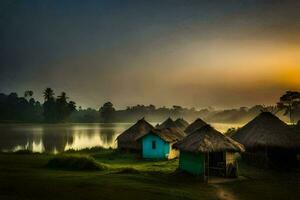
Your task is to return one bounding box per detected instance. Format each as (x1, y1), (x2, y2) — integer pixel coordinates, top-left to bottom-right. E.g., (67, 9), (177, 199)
(0, 89), (300, 124)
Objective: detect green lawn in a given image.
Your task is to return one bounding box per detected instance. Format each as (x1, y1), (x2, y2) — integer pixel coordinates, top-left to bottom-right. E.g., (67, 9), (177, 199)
(0, 150), (299, 200)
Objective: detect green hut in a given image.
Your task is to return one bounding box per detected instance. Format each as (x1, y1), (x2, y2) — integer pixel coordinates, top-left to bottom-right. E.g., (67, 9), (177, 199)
(116, 118), (154, 151)
(232, 112), (300, 167)
(174, 125), (244, 179)
(137, 128), (186, 159)
(174, 118), (189, 130)
(184, 118), (208, 135)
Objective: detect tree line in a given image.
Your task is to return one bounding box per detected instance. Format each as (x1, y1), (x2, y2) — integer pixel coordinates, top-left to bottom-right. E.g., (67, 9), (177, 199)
(0, 89), (299, 124)
(0, 91), (42, 122)
(43, 88), (76, 123)
(0, 88), (76, 123)
(97, 91), (300, 124)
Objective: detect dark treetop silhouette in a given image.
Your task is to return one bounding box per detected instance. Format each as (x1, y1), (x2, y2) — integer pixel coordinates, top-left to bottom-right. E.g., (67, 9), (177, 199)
(1, 89), (300, 124)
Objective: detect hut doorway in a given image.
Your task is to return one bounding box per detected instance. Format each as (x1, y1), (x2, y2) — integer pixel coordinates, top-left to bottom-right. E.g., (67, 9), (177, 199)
(205, 152), (226, 177)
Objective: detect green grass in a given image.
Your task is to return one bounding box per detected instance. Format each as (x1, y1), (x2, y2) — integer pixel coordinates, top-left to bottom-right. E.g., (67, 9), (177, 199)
(0, 150), (299, 200)
(46, 155), (106, 171)
(64, 148), (179, 173)
(219, 162), (300, 200)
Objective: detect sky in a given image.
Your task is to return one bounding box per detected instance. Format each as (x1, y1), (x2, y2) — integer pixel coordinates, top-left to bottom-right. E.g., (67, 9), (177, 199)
(0, 0), (300, 109)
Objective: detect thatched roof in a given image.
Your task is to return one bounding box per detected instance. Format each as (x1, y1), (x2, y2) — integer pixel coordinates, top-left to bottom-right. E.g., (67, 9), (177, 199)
(184, 118), (208, 134)
(232, 112), (300, 150)
(137, 127), (186, 143)
(174, 125), (244, 153)
(117, 118), (154, 146)
(174, 118), (189, 130)
(157, 117), (179, 129)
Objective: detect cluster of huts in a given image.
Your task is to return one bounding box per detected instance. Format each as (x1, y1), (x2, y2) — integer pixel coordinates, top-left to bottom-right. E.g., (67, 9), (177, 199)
(116, 112), (300, 180)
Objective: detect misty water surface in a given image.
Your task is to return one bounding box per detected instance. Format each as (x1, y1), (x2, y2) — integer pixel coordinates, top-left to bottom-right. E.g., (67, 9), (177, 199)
(0, 123), (242, 153)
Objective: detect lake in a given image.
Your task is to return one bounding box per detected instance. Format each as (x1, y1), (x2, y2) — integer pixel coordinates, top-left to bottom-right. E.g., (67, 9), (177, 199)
(0, 123), (243, 153)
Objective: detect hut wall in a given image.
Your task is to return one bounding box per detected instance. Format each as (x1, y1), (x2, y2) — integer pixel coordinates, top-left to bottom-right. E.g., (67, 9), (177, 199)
(242, 148), (298, 168)
(242, 150), (268, 167)
(141, 134), (170, 159)
(225, 152), (235, 165)
(179, 151), (205, 176)
(117, 140), (140, 151)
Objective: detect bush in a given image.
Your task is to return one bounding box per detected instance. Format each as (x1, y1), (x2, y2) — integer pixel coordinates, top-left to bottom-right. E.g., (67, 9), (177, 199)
(14, 149), (34, 154)
(64, 146), (109, 153)
(47, 155), (106, 171)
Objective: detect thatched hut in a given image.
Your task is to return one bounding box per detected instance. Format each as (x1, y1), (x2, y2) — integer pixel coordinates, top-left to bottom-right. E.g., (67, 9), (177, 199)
(174, 118), (189, 130)
(184, 118), (208, 135)
(137, 128), (186, 159)
(116, 118), (154, 151)
(174, 125), (244, 179)
(157, 117), (179, 129)
(232, 112), (300, 167)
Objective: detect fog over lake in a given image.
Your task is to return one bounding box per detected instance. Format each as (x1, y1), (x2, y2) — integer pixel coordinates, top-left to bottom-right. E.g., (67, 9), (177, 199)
(0, 123), (242, 153)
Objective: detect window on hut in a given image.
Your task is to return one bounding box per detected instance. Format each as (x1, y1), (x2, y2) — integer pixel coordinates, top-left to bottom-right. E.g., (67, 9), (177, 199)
(152, 141), (156, 149)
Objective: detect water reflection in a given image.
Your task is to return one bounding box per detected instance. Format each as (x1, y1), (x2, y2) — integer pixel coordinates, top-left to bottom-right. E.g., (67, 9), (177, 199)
(0, 123), (131, 153)
(0, 123), (242, 153)
(64, 124), (119, 150)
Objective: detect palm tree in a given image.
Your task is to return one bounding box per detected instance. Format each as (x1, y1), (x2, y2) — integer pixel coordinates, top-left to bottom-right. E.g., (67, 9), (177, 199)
(24, 90), (33, 99)
(57, 92), (68, 103)
(43, 88), (54, 101)
(68, 101), (76, 112)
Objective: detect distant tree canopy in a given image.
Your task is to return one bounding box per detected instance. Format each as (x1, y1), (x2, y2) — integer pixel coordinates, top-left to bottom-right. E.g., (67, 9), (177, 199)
(0, 89), (299, 124)
(0, 92), (42, 122)
(99, 102), (115, 122)
(24, 90), (33, 99)
(43, 88), (77, 123)
(277, 91), (300, 124)
(43, 88), (56, 123)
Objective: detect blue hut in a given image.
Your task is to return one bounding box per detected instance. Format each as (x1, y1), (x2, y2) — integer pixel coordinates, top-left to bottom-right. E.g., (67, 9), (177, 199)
(137, 128), (186, 159)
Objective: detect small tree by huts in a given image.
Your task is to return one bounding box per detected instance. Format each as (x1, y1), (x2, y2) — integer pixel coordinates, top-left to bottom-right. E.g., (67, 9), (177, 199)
(184, 118), (208, 135)
(174, 118), (189, 130)
(137, 127), (186, 159)
(174, 125), (244, 180)
(116, 118), (154, 151)
(232, 112), (300, 167)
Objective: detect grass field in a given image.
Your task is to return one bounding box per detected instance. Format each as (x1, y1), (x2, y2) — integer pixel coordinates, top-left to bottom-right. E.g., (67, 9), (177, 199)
(0, 149), (299, 200)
